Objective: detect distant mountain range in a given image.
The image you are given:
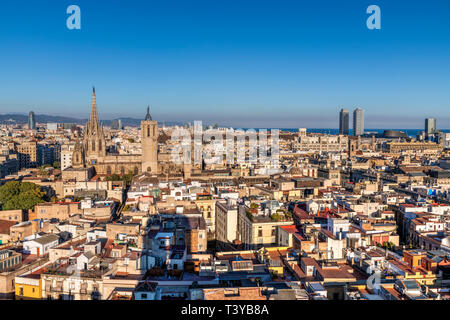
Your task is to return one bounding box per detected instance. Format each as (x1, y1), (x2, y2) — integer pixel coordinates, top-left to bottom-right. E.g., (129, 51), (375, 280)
(0, 113), (186, 127)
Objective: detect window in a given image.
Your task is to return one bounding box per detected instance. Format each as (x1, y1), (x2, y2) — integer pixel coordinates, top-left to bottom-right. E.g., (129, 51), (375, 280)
(258, 229), (263, 237)
(141, 293), (148, 299)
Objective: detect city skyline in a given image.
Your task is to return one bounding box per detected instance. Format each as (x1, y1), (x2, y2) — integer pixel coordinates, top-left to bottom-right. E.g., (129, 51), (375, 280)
(1, 0), (450, 307)
(0, 0), (449, 128)
(2, 108), (450, 132)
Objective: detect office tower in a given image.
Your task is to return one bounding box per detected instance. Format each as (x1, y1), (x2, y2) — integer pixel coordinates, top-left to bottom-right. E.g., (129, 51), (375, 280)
(425, 118), (436, 136)
(353, 108), (364, 136)
(28, 111), (36, 130)
(111, 119), (123, 130)
(111, 120), (119, 130)
(339, 108), (349, 135)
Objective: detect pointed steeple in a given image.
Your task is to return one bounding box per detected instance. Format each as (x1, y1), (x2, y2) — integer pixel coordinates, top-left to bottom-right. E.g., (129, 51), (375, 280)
(83, 87), (106, 158)
(72, 138), (85, 168)
(90, 87), (98, 124)
(74, 138), (82, 151)
(145, 106), (152, 121)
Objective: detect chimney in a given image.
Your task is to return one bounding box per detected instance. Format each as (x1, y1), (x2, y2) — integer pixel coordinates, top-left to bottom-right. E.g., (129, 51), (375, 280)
(314, 230), (319, 254)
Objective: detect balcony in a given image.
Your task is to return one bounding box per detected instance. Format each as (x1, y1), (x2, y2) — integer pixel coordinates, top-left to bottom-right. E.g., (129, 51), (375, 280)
(48, 285), (63, 293)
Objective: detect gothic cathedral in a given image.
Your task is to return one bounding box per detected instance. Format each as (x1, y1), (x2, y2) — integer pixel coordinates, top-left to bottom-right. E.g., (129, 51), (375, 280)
(72, 88), (158, 176)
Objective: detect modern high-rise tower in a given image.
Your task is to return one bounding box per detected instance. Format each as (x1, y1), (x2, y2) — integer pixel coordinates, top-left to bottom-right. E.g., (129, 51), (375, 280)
(353, 108), (364, 136)
(28, 111), (36, 130)
(339, 108), (349, 135)
(425, 118), (437, 136)
(141, 106), (158, 174)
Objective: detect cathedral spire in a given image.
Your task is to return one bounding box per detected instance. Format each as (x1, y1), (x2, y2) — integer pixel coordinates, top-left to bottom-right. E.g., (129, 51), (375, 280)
(90, 86), (99, 125)
(83, 87), (106, 158)
(145, 106), (152, 121)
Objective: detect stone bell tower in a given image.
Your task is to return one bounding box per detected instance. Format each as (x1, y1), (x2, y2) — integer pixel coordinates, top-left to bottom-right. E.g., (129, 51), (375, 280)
(141, 107), (158, 174)
(72, 139), (85, 168)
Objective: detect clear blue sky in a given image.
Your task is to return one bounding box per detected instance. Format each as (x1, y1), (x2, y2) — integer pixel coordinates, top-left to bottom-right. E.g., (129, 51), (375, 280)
(0, 0), (449, 128)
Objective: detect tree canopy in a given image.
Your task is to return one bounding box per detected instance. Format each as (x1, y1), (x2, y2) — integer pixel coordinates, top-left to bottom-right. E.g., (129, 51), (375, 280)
(38, 167), (50, 177)
(105, 172), (134, 186)
(0, 181), (47, 211)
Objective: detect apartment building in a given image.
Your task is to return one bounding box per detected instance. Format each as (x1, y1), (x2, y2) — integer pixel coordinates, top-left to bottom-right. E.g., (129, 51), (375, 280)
(60, 143), (75, 170)
(16, 140), (38, 168)
(0, 210), (25, 222)
(294, 134), (348, 153)
(33, 202), (81, 221)
(238, 206), (293, 250)
(195, 195), (217, 234)
(215, 200), (239, 247)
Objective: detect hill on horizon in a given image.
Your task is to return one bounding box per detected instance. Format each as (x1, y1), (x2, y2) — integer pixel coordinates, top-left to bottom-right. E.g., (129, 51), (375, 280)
(0, 113), (185, 127)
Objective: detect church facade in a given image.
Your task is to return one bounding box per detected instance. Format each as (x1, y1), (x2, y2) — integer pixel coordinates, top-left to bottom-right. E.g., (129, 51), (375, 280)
(72, 88), (157, 176)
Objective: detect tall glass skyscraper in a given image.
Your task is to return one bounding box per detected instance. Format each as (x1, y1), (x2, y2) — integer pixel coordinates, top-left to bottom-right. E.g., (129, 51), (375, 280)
(28, 111), (36, 130)
(339, 108), (349, 135)
(425, 118), (436, 136)
(353, 108), (364, 136)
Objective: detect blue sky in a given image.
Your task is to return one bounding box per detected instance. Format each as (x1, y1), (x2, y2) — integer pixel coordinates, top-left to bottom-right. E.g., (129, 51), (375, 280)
(0, 0), (449, 128)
